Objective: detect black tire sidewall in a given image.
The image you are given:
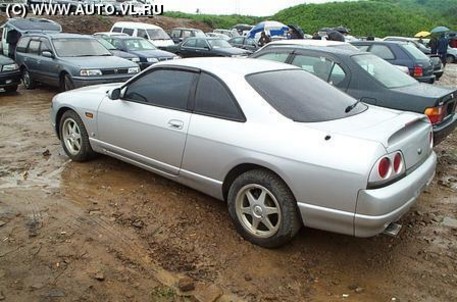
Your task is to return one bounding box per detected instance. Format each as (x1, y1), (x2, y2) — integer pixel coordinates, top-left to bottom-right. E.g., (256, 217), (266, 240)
(227, 169), (301, 248)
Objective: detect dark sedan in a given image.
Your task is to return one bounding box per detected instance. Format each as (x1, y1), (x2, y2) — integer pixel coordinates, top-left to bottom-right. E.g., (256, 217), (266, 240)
(351, 41), (437, 83)
(251, 45), (457, 144)
(103, 36), (178, 70)
(228, 36), (259, 52)
(0, 55), (21, 92)
(172, 37), (251, 58)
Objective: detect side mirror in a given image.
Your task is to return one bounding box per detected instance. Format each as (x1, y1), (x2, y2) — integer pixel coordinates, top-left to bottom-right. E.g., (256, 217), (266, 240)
(42, 51), (54, 58)
(107, 88), (121, 100)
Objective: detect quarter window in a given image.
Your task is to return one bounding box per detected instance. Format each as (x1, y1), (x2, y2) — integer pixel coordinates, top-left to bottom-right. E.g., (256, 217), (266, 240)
(369, 45), (395, 60)
(194, 73), (244, 121)
(124, 69), (196, 111)
(122, 28), (134, 36)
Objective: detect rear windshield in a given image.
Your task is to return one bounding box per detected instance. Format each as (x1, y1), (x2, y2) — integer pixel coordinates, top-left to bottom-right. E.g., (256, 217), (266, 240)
(403, 44), (429, 60)
(246, 69), (366, 122)
(146, 29), (171, 40)
(353, 53), (418, 89)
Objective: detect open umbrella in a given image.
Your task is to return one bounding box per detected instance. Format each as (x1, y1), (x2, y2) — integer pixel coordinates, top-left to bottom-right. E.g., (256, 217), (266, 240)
(335, 25), (349, 34)
(414, 31), (431, 38)
(431, 26), (450, 34)
(247, 21), (289, 39)
(287, 24), (305, 39)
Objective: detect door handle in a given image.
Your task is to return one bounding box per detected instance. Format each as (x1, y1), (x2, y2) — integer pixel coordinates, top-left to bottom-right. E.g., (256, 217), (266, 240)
(168, 119), (184, 130)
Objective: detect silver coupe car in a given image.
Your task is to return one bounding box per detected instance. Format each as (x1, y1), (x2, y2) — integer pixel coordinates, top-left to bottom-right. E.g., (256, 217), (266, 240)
(50, 58), (437, 248)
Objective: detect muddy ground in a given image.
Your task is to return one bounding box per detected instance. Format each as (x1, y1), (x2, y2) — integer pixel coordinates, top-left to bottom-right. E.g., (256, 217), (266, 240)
(1, 64), (457, 302)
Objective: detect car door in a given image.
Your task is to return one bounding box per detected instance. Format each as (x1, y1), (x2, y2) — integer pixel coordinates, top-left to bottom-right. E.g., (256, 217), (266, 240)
(37, 38), (60, 86)
(97, 68), (198, 175)
(194, 39), (211, 57)
(23, 39), (41, 79)
(179, 39), (196, 57)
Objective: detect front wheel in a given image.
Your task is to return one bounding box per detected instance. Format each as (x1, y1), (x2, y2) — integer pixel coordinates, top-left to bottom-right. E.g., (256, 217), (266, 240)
(227, 169), (302, 248)
(22, 69), (36, 89)
(61, 74), (75, 91)
(59, 110), (96, 162)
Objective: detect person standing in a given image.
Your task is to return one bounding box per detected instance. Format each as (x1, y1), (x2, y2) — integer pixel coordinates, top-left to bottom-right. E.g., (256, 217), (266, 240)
(428, 36), (438, 54)
(437, 34), (449, 67)
(258, 31), (271, 47)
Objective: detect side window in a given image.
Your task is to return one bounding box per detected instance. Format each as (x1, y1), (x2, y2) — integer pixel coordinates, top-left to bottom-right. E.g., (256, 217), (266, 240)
(291, 55), (333, 82)
(369, 45), (395, 60)
(124, 69), (196, 111)
(112, 27), (122, 33)
(40, 38), (52, 54)
(183, 39), (196, 48)
(231, 37), (243, 44)
(110, 39), (123, 49)
(16, 37), (30, 53)
(137, 29), (148, 39)
(122, 28), (134, 36)
(256, 52), (289, 63)
(182, 31), (192, 38)
(195, 39), (208, 48)
(170, 30), (180, 38)
(194, 73), (244, 121)
(291, 54), (319, 73)
(354, 45), (369, 52)
(28, 40), (41, 54)
(329, 63), (347, 86)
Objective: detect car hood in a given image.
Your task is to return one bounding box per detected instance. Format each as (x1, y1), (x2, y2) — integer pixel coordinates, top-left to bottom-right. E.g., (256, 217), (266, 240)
(128, 49), (176, 58)
(391, 83), (455, 99)
(60, 56), (137, 68)
(0, 55), (15, 65)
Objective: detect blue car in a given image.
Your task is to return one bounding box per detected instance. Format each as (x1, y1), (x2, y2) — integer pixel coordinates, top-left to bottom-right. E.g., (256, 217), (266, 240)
(15, 33), (140, 91)
(103, 36), (178, 70)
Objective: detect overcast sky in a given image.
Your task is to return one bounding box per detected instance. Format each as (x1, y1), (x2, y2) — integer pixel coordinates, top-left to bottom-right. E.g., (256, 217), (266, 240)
(160, 0), (351, 16)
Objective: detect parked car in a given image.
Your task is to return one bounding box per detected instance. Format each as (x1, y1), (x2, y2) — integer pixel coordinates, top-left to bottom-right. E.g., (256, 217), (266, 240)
(228, 36), (259, 52)
(251, 45), (457, 144)
(50, 58), (437, 248)
(95, 37), (140, 64)
(170, 28), (206, 44)
(351, 41), (436, 83)
(101, 36), (178, 70)
(0, 55), (21, 92)
(382, 37), (444, 78)
(15, 33), (140, 91)
(110, 21), (174, 49)
(258, 39), (360, 51)
(172, 37), (251, 58)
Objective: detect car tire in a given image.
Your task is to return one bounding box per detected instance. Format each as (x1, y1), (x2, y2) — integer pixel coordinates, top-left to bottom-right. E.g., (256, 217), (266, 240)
(59, 110), (96, 162)
(22, 69), (36, 89)
(4, 85), (18, 92)
(61, 73), (75, 91)
(227, 169), (302, 248)
(446, 55), (455, 64)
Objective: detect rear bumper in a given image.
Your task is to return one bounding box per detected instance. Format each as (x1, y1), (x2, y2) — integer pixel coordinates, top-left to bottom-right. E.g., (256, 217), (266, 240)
(416, 74), (436, 84)
(433, 113), (457, 145)
(0, 70), (21, 88)
(71, 75), (135, 88)
(354, 151), (436, 237)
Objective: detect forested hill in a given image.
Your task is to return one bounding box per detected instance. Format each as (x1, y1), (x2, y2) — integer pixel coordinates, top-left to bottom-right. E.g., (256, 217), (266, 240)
(273, 0), (457, 37)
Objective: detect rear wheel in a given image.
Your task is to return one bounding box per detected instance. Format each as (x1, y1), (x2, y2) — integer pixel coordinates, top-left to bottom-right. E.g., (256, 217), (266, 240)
(227, 169), (302, 248)
(59, 110), (96, 162)
(446, 55), (455, 64)
(22, 69), (36, 89)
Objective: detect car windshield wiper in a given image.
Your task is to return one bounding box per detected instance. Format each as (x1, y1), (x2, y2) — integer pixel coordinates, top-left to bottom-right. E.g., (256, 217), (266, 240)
(345, 99), (360, 113)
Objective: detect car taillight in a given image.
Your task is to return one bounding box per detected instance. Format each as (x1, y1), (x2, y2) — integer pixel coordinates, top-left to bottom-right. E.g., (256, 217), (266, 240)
(369, 152), (405, 187)
(424, 106), (444, 125)
(378, 157), (391, 179)
(413, 65), (423, 77)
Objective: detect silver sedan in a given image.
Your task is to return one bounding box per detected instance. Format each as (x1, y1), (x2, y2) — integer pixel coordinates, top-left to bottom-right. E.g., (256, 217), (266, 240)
(50, 58), (436, 248)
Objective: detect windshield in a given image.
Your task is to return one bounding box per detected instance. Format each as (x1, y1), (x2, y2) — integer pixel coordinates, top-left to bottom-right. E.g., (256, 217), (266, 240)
(246, 69), (366, 122)
(208, 39), (231, 48)
(97, 38), (116, 50)
(124, 39), (157, 51)
(353, 53), (418, 88)
(53, 38), (111, 57)
(146, 28), (171, 40)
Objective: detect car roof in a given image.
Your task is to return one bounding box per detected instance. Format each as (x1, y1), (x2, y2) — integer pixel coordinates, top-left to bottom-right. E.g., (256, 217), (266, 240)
(111, 21), (162, 29)
(172, 27), (202, 31)
(1, 17), (61, 33)
(107, 36), (147, 41)
(22, 33), (95, 39)
(267, 39), (351, 47)
(352, 40), (409, 46)
(155, 57), (298, 76)
(258, 45), (362, 56)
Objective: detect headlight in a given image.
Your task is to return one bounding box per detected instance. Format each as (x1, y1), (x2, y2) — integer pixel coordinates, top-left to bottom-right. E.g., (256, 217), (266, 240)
(146, 57), (159, 63)
(130, 57), (140, 63)
(1, 63), (19, 72)
(80, 69), (102, 76)
(128, 67), (140, 74)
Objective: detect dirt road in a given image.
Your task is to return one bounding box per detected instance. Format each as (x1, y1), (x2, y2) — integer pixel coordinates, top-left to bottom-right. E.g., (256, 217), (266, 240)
(1, 66), (457, 302)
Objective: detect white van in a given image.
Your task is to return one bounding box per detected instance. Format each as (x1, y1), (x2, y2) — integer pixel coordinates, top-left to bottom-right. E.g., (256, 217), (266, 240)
(110, 21), (174, 48)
